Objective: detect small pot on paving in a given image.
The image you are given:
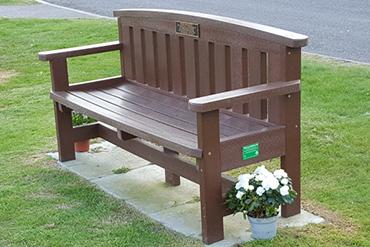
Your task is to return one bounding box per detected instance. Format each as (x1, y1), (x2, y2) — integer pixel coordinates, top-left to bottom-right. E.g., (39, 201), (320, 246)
(72, 112), (96, 152)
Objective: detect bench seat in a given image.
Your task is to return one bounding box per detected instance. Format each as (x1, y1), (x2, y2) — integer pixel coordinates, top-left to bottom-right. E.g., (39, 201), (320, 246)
(51, 78), (281, 158)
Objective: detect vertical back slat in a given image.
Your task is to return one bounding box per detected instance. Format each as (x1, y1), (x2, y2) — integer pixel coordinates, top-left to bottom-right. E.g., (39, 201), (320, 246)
(133, 28), (145, 83)
(144, 30), (157, 87)
(170, 35), (185, 95)
(209, 42), (215, 94)
(268, 48), (286, 122)
(117, 21), (124, 78)
(214, 44), (226, 93)
(165, 35), (172, 91)
(194, 40), (200, 97)
(184, 38), (197, 98)
(268, 51), (284, 83)
(120, 25), (135, 80)
(242, 48), (249, 114)
(260, 52), (268, 119)
(179, 37), (186, 95)
(157, 33), (170, 90)
(248, 49), (262, 118)
(225, 46), (231, 92)
(198, 41), (210, 96)
(230, 46), (243, 113)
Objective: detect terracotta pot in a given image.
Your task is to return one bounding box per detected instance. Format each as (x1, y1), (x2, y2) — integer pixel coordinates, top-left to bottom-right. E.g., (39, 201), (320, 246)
(74, 140), (90, 152)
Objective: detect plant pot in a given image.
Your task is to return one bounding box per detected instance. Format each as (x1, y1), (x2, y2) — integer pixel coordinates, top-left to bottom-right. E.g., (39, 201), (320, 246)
(248, 215), (277, 240)
(74, 140), (90, 152)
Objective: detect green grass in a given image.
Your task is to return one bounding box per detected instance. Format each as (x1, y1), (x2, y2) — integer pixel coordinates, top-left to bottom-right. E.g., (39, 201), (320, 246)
(112, 167), (131, 174)
(0, 0), (34, 5)
(0, 18), (369, 246)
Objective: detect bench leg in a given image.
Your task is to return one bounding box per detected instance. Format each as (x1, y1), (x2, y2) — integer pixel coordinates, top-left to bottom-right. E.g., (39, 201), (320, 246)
(163, 148), (180, 186)
(165, 170), (180, 186)
(198, 158), (224, 244)
(281, 92), (301, 217)
(54, 102), (75, 162)
(197, 111), (224, 244)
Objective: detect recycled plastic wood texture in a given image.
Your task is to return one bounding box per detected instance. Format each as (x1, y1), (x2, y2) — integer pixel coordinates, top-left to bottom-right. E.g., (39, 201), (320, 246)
(40, 9), (307, 245)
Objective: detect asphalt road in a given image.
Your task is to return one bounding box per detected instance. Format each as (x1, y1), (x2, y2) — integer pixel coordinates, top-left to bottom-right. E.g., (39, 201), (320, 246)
(0, 4), (93, 19)
(45, 0), (370, 63)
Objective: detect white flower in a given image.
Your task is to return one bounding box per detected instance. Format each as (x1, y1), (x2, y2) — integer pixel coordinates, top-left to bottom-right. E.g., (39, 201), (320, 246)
(281, 178), (289, 185)
(235, 173), (254, 190)
(255, 174), (266, 181)
(235, 179), (250, 190)
(240, 179), (250, 188)
(254, 165), (270, 175)
(248, 185), (254, 191)
(262, 179), (270, 190)
(236, 191), (245, 199)
(269, 176), (280, 190)
(238, 174), (254, 181)
(260, 173), (279, 191)
(274, 169), (288, 179)
(235, 181), (242, 190)
(256, 186), (265, 196)
(280, 185), (290, 196)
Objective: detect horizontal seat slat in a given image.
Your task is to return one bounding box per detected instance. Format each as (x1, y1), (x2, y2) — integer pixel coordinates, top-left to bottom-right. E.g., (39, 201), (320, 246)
(85, 89), (200, 136)
(118, 82), (188, 107)
(105, 87), (192, 117)
(51, 91), (201, 157)
(69, 90), (197, 143)
(100, 87), (240, 137)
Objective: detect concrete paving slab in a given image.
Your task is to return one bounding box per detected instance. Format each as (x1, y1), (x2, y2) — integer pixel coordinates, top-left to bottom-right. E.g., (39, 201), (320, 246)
(49, 142), (150, 180)
(150, 202), (252, 247)
(49, 141), (324, 246)
(277, 210), (324, 227)
(95, 165), (201, 214)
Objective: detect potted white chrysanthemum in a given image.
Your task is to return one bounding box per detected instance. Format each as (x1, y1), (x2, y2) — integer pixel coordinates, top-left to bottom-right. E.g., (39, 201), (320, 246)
(226, 165), (297, 240)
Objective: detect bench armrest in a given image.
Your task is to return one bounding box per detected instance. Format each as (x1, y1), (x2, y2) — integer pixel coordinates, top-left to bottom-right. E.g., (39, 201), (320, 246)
(39, 41), (123, 91)
(188, 80), (300, 112)
(38, 41), (122, 61)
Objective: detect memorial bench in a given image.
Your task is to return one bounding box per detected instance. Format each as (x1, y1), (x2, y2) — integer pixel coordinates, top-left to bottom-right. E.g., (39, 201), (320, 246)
(39, 9), (308, 244)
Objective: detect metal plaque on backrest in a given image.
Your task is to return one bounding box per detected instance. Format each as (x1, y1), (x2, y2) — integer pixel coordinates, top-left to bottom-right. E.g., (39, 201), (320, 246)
(175, 21), (200, 38)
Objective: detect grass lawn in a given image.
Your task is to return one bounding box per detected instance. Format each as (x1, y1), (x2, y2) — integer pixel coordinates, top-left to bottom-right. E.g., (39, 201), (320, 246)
(0, 18), (369, 246)
(0, 0), (34, 5)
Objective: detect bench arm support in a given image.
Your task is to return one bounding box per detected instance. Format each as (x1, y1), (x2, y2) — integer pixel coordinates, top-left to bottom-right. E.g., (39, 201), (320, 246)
(38, 41), (122, 61)
(188, 80), (300, 112)
(38, 41), (123, 91)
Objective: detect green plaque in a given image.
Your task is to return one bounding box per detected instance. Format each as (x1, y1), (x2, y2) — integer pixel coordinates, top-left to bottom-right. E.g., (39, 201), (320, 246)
(242, 143), (259, 160)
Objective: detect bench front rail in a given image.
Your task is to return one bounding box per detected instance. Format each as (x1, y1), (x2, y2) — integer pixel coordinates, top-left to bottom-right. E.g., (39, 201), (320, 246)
(40, 9), (307, 245)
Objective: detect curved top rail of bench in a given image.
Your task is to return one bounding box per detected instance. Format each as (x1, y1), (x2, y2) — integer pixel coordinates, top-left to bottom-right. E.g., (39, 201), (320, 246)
(113, 8), (308, 48)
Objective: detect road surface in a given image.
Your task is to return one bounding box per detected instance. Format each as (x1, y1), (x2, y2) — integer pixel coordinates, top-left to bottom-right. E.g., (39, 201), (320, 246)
(45, 0), (370, 63)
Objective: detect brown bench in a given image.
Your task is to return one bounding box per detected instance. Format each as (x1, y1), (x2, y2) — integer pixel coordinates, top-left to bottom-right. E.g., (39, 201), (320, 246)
(39, 9), (307, 244)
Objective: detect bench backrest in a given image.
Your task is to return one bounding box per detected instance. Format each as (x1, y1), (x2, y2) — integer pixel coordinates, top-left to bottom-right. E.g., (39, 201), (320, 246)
(114, 9), (307, 118)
